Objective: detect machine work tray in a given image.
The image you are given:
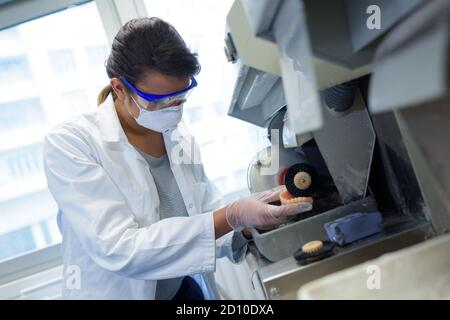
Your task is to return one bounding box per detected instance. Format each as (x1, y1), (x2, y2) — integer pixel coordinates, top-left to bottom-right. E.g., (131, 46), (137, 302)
(250, 196), (378, 262)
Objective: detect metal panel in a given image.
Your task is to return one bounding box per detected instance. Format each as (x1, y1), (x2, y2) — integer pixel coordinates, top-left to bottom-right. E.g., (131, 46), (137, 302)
(273, 0), (323, 137)
(369, 111), (427, 219)
(239, 0), (282, 37)
(238, 71), (279, 111)
(313, 90), (375, 204)
(226, 0), (281, 76)
(227, 64), (285, 127)
(395, 107), (450, 235)
(370, 24), (448, 113)
(345, 0), (425, 52)
(303, 0), (374, 69)
(369, 0), (450, 113)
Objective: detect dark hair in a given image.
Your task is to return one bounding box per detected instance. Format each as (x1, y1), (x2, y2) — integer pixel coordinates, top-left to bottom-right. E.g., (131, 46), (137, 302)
(98, 17), (200, 105)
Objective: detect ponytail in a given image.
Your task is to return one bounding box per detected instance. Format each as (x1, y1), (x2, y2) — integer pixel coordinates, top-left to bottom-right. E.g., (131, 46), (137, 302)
(97, 85), (113, 106)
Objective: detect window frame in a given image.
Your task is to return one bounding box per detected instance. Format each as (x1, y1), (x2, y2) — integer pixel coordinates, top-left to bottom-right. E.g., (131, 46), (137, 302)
(0, 243), (61, 285)
(0, 0), (91, 31)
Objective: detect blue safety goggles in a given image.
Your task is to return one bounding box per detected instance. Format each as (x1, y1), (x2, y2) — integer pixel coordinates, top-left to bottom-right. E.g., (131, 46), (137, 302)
(121, 76), (197, 110)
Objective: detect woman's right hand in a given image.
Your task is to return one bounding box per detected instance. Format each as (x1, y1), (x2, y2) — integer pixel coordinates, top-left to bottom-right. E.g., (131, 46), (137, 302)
(225, 186), (313, 231)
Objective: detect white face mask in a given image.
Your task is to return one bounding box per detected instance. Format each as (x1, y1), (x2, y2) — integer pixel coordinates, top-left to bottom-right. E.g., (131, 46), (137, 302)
(128, 95), (183, 133)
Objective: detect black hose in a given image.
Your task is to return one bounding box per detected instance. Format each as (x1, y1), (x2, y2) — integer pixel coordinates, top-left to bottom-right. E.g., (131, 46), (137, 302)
(322, 79), (360, 112)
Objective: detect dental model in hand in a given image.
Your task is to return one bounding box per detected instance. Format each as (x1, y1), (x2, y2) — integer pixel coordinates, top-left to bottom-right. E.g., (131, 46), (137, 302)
(279, 188), (314, 205)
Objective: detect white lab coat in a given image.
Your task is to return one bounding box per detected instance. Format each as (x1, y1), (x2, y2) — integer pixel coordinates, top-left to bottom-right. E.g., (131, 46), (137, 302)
(43, 94), (248, 299)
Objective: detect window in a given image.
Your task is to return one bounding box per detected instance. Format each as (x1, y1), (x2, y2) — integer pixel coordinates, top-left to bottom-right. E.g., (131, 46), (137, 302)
(212, 101), (226, 117)
(233, 169), (247, 187)
(0, 143), (43, 186)
(212, 176), (228, 194)
(85, 45), (108, 67)
(185, 105), (203, 123)
(0, 2), (109, 263)
(0, 55), (32, 85)
(0, 97), (45, 132)
(145, 0), (266, 201)
(48, 49), (77, 76)
(61, 90), (90, 115)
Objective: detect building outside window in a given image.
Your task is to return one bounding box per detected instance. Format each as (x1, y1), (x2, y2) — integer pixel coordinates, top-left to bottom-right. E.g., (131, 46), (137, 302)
(0, 1), (109, 262)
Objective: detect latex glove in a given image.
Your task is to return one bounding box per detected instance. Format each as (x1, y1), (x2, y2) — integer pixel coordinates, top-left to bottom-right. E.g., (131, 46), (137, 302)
(226, 186), (313, 231)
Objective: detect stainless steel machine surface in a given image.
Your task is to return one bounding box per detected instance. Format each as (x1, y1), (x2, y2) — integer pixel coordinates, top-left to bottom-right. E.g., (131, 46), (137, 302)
(246, 220), (433, 300)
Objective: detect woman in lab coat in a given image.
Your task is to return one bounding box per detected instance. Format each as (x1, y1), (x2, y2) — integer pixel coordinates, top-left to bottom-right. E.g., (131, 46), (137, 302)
(43, 17), (312, 300)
